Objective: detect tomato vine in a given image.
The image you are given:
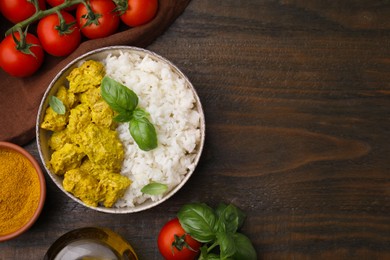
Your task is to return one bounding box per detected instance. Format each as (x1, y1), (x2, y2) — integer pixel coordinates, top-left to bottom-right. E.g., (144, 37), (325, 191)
(5, 0), (86, 36)
(0, 0), (159, 77)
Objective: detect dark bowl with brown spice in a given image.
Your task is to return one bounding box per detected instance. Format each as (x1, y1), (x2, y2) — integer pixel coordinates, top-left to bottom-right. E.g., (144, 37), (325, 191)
(0, 141), (46, 242)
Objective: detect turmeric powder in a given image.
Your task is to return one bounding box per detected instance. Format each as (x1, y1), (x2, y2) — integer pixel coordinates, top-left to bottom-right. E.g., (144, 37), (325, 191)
(0, 147), (41, 236)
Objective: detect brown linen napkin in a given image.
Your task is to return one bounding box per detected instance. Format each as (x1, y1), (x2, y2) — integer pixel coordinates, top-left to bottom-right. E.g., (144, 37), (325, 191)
(0, 0), (191, 146)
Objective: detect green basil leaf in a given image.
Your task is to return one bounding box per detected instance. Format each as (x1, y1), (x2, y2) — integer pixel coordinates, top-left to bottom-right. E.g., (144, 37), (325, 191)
(49, 96), (66, 115)
(199, 246), (209, 260)
(113, 112), (133, 123)
(177, 203), (217, 243)
(199, 247), (220, 260)
(215, 203), (228, 233)
(205, 254), (220, 260)
(129, 117), (157, 151)
(232, 233), (257, 260)
(207, 254), (221, 260)
(215, 203), (228, 218)
(216, 204), (246, 234)
(217, 232), (236, 259)
(141, 182), (168, 195)
(101, 76), (138, 114)
(133, 108), (149, 120)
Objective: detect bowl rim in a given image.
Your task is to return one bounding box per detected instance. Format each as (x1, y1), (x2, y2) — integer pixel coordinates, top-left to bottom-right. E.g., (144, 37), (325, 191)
(0, 141), (46, 242)
(36, 45), (205, 214)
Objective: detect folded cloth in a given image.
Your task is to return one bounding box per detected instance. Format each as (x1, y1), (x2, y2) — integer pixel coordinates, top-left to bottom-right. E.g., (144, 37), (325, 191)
(0, 0), (191, 146)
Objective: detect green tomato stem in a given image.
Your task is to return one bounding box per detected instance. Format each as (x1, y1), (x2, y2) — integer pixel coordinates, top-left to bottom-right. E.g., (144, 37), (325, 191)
(55, 10), (66, 31)
(5, 0), (86, 36)
(112, 0), (128, 15)
(54, 10), (76, 35)
(16, 27), (25, 48)
(30, 0), (40, 13)
(80, 1), (102, 27)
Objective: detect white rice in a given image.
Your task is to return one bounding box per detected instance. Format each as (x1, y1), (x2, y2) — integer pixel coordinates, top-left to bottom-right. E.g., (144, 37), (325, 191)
(103, 51), (201, 207)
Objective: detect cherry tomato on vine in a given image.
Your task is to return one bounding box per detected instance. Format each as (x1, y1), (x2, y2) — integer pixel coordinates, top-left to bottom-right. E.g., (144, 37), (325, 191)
(37, 11), (81, 57)
(118, 0), (158, 27)
(0, 0), (46, 23)
(76, 0), (120, 39)
(46, 0), (78, 10)
(158, 218), (202, 260)
(0, 32), (44, 77)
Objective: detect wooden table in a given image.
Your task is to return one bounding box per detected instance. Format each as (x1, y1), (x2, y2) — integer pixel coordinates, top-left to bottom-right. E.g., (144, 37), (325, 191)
(2, 0), (390, 259)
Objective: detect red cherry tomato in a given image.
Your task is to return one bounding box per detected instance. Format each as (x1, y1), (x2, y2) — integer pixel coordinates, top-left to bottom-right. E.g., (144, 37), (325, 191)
(0, 0), (46, 23)
(0, 32), (44, 77)
(37, 11), (81, 57)
(120, 0), (158, 27)
(46, 0), (78, 10)
(158, 218), (202, 260)
(76, 0), (120, 39)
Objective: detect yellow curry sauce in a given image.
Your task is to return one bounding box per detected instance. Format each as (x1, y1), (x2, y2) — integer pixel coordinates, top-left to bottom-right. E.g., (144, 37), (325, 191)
(40, 60), (131, 208)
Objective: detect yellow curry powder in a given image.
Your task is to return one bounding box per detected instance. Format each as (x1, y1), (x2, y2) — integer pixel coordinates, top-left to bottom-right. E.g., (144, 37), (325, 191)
(0, 148), (41, 236)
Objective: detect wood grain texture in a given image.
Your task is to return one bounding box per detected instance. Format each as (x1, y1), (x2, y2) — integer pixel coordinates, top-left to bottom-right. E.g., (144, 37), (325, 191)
(1, 0), (390, 259)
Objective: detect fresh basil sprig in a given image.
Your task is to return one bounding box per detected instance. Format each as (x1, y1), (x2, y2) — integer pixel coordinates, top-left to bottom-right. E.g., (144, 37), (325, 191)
(177, 203), (257, 260)
(101, 76), (138, 114)
(49, 96), (66, 115)
(141, 182), (168, 195)
(101, 76), (158, 151)
(215, 203), (246, 234)
(178, 203), (217, 243)
(130, 110), (158, 151)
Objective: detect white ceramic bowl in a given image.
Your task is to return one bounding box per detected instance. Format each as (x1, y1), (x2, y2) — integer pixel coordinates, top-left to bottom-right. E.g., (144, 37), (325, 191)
(36, 46), (205, 213)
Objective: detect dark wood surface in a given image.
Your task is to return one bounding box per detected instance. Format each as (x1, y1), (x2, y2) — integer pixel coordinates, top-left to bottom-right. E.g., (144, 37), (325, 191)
(1, 0), (390, 259)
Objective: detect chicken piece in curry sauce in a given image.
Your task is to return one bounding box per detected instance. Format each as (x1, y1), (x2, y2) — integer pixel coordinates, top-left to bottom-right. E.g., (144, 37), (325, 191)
(40, 60), (131, 208)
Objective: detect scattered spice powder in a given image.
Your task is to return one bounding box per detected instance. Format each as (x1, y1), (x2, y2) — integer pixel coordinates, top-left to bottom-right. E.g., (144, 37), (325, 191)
(0, 147), (41, 236)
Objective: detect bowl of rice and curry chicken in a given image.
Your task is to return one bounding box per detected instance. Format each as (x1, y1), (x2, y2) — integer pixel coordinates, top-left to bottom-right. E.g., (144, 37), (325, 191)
(0, 141), (46, 242)
(36, 46), (205, 214)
